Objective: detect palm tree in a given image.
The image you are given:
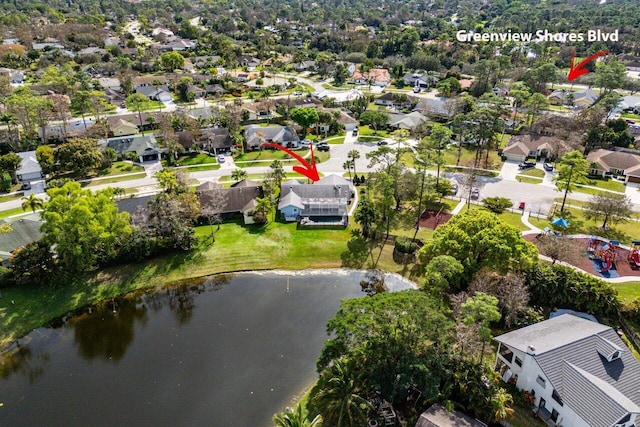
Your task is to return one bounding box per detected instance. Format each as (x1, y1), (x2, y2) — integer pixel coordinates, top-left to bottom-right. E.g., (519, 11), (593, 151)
(21, 193), (44, 213)
(252, 196), (271, 224)
(310, 359), (372, 427)
(273, 403), (322, 427)
(343, 160), (354, 181)
(347, 149), (361, 181)
(269, 160), (287, 189)
(231, 168), (248, 183)
(0, 112), (17, 147)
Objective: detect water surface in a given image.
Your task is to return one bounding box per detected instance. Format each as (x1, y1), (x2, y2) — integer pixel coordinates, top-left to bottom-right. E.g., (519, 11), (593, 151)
(0, 270), (414, 427)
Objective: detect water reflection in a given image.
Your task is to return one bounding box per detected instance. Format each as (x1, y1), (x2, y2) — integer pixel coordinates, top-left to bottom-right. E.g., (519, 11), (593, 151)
(0, 345), (49, 385)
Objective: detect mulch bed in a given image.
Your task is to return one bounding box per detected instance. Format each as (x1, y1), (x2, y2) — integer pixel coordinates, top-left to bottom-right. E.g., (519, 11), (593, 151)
(524, 234), (640, 278)
(418, 209), (453, 230)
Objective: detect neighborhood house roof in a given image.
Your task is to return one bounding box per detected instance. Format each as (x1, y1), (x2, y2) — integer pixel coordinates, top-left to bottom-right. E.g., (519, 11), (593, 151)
(17, 151), (42, 176)
(502, 134), (567, 157)
(99, 135), (160, 157)
(244, 125), (299, 147)
(415, 404), (485, 427)
(587, 148), (640, 177)
(0, 217), (44, 261)
(278, 175), (352, 215)
(197, 179), (263, 214)
(495, 314), (640, 427)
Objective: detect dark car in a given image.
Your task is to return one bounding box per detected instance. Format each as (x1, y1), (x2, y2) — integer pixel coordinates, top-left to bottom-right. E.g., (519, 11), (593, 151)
(470, 189), (480, 200)
(518, 161), (536, 170)
(543, 162), (554, 171)
(377, 140), (388, 146)
(450, 183), (458, 195)
(21, 182), (31, 191)
(316, 143), (330, 152)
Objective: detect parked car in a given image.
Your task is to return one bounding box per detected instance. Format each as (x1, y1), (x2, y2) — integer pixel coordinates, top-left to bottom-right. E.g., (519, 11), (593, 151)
(413, 86), (421, 93)
(21, 182), (31, 191)
(518, 200), (526, 209)
(217, 154), (226, 163)
(293, 91), (302, 96)
(543, 162), (554, 171)
(352, 128), (358, 136)
(316, 143), (330, 152)
(450, 183), (458, 195)
(518, 161), (536, 170)
(377, 140), (388, 146)
(299, 139), (312, 147)
(471, 189), (480, 200)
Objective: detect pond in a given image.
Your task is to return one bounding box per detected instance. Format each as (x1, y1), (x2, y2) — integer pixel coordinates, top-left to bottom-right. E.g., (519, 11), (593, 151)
(0, 269), (415, 427)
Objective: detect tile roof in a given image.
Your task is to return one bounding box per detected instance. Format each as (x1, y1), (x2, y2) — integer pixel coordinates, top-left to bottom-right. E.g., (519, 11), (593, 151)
(586, 149), (640, 176)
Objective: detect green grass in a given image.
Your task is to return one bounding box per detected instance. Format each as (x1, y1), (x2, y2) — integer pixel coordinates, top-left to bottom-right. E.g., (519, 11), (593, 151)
(614, 282), (640, 304)
(358, 125), (389, 138)
(175, 164), (221, 172)
(0, 192), (24, 203)
(0, 207), (32, 218)
(83, 172), (147, 187)
(0, 221), (420, 347)
(538, 204), (640, 241)
(177, 153), (217, 166)
(442, 146), (502, 170)
(583, 178), (625, 193)
(235, 150), (296, 162)
(622, 113), (640, 120)
(324, 136), (345, 144)
(520, 168), (545, 178)
(96, 161), (144, 177)
(516, 176), (543, 184)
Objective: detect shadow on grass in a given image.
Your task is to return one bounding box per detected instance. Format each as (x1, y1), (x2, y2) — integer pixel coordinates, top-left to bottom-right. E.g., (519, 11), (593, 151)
(341, 230), (370, 268)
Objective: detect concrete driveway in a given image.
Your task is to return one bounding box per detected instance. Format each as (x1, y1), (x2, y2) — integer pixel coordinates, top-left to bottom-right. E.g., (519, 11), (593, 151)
(499, 160), (522, 182)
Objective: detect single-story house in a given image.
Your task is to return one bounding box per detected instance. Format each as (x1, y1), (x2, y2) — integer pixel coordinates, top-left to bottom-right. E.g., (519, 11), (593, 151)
(98, 135), (161, 163)
(494, 314), (640, 427)
(98, 77), (122, 92)
(157, 39), (196, 52)
(132, 75), (167, 90)
(136, 85), (173, 102)
(0, 216), (44, 266)
(335, 110), (358, 131)
(403, 73), (438, 89)
(193, 55), (221, 68)
(196, 179), (263, 224)
(586, 148), (640, 183)
(77, 47), (106, 56)
(374, 92), (416, 109)
(244, 124), (299, 150)
(239, 56), (260, 69)
(205, 84), (224, 96)
(352, 68), (391, 87)
(278, 174), (353, 225)
(111, 119), (139, 137)
(414, 97), (454, 120)
(415, 404), (487, 427)
(547, 88), (598, 109)
(502, 135), (569, 162)
(617, 95), (640, 114)
(245, 77), (288, 91)
(292, 60), (316, 72)
(388, 111), (428, 131)
(196, 128), (234, 154)
(243, 102), (275, 121)
(16, 151), (43, 183)
(275, 97), (322, 110)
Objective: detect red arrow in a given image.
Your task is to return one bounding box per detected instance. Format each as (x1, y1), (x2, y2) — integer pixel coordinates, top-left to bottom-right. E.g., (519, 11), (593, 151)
(260, 142), (320, 182)
(567, 51), (609, 81)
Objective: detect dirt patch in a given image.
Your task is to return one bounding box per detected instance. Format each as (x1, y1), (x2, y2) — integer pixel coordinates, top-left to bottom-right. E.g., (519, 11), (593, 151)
(524, 234), (640, 278)
(418, 209), (453, 230)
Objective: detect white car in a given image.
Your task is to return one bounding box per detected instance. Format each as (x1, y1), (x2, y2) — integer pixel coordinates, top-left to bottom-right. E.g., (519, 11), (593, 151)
(299, 139), (312, 147)
(217, 154), (226, 163)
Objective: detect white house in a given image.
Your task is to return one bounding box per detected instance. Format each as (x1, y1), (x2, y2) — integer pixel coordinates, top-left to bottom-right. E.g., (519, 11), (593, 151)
(494, 314), (640, 427)
(16, 151), (43, 183)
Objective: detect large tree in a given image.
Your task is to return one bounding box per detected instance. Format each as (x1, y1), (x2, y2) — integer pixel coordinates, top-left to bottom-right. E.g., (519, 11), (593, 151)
(54, 138), (104, 177)
(553, 150), (590, 214)
(290, 107), (319, 137)
(41, 182), (132, 273)
(585, 192), (633, 229)
(159, 51), (185, 71)
(419, 209), (539, 280)
(594, 60), (627, 95)
(358, 110), (389, 135)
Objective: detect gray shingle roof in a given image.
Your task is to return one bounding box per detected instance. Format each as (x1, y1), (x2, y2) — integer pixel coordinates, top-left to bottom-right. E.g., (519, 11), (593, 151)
(495, 314), (640, 427)
(17, 151), (42, 176)
(0, 217), (44, 257)
(197, 179), (263, 214)
(99, 135), (160, 157)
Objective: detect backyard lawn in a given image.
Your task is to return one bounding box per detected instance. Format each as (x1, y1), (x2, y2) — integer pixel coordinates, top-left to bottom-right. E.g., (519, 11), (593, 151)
(96, 161), (145, 177)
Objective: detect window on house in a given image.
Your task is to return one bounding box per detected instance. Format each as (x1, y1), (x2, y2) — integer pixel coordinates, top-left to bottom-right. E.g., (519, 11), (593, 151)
(514, 357), (523, 367)
(552, 389), (563, 406)
(551, 409), (559, 423)
(614, 413), (631, 426)
(611, 350), (621, 360)
(536, 375), (546, 388)
(499, 347), (514, 363)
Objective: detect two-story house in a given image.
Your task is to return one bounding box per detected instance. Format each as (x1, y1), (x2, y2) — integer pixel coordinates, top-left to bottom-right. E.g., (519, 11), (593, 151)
(494, 314), (640, 427)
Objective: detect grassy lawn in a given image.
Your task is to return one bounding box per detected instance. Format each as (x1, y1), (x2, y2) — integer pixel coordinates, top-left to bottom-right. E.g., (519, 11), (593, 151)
(235, 150), (295, 162)
(538, 204), (640, 241)
(96, 161), (144, 177)
(622, 113), (640, 120)
(0, 221), (422, 347)
(442, 146), (502, 170)
(614, 281), (640, 304)
(358, 125), (390, 138)
(324, 136), (345, 144)
(83, 172), (147, 187)
(0, 207), (32, 219)
(0, 192), (24, 203)
(175, 164), (222, 172)
(583, 178), (625, 193)
(516, 176), (543, 184)
(176, 153), (217, 166)
(127, 100), (165, 112)
(520, 168), (545, 178)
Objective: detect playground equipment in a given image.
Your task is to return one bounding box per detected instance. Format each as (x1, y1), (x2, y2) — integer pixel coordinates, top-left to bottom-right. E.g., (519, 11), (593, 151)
(629, 240), (640, 269)
(587, 238), (618, 273)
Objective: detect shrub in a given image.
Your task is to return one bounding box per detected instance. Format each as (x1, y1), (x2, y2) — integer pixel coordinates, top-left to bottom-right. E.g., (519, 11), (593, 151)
(483, 197), (513, 214)
(46, 177), (73, 189)
(395, 236), (420, 254)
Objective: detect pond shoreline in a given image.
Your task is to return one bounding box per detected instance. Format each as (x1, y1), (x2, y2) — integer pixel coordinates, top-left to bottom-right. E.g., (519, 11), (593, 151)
(1, 268), (418, 355)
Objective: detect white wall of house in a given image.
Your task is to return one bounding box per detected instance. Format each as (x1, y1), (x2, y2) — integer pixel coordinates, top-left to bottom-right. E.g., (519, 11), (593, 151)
(496, 345), (588, 427)
(502, 152), (527, 162)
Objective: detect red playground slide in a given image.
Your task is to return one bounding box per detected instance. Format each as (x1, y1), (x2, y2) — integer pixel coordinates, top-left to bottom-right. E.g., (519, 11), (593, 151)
(600, 257), (613, 273)
(630, 250), (640, 268)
